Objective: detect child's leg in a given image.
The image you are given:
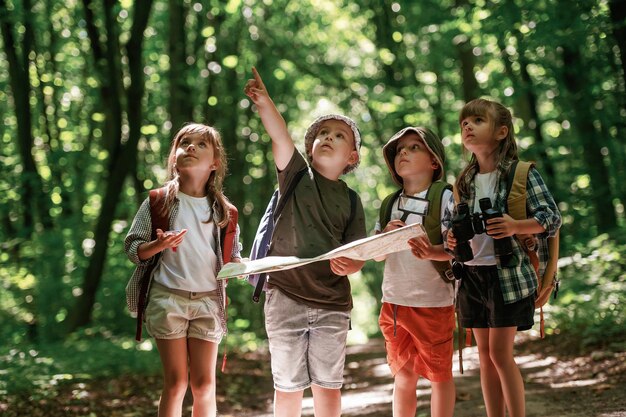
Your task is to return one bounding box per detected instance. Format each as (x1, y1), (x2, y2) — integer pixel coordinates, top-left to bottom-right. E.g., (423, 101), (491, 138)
(473, 328), (505, 417)
(155, 338), (189, 417)
(392, 363), (419, 417)
(188, 338), (219, 417)
(308, 308), (350, 417)
(265, 289), (313, 416)
(431, 379), (455, 417)
(311, 386), (341, 417)
(486, 326), (525, 417)
(274, 389), (304, 417)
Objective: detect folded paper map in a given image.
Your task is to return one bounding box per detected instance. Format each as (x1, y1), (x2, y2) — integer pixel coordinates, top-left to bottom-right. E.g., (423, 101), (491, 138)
(217, 223), (426, 280)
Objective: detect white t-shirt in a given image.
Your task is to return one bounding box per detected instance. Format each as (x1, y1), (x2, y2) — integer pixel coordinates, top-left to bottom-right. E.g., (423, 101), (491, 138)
(376, 188), (454, 308)
(153, 192), (218, 291)
(465, 171), (497, 266)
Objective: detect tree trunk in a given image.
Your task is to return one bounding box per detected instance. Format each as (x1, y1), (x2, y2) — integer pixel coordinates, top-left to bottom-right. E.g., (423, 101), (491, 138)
(498, 33), (557, 192)
(1, 0), (69, 341)
(607, 0), (626, 205)
(169, 0), (193, 131)
(368, 0), (409, 90)
(609, 0), (626, 91)
(0, 0), (52, 233)
(561, 46), (617, 233)
(455, 0), (480, 101)
(66, 0), (154, 332)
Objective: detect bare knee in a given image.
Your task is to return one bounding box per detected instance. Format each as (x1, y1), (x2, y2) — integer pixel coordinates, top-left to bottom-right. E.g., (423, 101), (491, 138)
(163, 374), (188, 399)
(275, 389), (304, 417)
(476, 342), (492, 359)
(311, 385), (341, 398)
(276, 390), (304, 402)
(395, 365), (419, 391)
(489, 348), (515, 370)
(190, 375), (216, 398)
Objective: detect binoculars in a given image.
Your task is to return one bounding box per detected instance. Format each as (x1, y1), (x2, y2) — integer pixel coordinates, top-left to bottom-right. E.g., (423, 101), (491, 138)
(450, 198), (514, 266)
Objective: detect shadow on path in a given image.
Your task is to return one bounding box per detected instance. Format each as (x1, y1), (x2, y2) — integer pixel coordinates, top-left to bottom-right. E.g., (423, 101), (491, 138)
(224, 337), (626, 417)
(4, 336), (625, 416)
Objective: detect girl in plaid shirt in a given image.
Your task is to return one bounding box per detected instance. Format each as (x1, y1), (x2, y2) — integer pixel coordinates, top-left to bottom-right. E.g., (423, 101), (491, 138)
(443, 99), (561, 417)
(124, 123), (241, 417)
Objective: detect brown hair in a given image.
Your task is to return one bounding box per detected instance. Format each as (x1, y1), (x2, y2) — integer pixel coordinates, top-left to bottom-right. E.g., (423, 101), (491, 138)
(455, 99), (518, 199)
(160, 123), (230, 228)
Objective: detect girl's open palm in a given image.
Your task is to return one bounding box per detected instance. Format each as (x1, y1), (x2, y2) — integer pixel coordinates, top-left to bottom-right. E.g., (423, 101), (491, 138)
(156, 228), (187, 251)
(244, 67), (270, 106)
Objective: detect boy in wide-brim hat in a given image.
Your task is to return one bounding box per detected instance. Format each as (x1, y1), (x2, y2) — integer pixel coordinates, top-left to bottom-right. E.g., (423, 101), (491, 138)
(375, 126), (456, 417)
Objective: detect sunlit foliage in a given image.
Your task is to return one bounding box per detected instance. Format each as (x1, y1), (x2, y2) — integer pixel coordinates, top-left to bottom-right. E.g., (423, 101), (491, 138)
(0, 0), (624, 374)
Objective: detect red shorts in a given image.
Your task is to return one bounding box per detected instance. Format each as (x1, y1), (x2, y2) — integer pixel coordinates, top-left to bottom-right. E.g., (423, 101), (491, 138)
(379, 303), (455, 382)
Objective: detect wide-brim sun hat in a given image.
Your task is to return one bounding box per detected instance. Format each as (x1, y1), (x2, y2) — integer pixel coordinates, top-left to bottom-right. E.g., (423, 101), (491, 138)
(382, 126), (445, 186)
(304, 114), (362, 174)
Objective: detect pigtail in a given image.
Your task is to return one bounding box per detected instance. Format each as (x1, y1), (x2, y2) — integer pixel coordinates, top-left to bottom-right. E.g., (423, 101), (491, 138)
(455, 157), (478, 201)
(208, 178), (231, 229)
(205, 128), (230, 229)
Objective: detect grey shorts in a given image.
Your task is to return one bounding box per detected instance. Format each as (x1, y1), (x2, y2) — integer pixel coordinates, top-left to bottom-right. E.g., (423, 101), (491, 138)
(145, 282), (224, 342)
(264, 288), (351, 392)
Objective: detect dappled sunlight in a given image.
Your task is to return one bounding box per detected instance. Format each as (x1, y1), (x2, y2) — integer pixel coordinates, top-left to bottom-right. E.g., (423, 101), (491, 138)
(302, 389), (393, 416)
(549, 378), (606, 388)
(3, 336), (626, 416)
(517, 354), (557, 369)
(2, 0), (626, 415)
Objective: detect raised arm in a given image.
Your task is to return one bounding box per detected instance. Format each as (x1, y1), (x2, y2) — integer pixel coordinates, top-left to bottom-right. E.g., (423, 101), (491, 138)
(244, 67), (295, 170)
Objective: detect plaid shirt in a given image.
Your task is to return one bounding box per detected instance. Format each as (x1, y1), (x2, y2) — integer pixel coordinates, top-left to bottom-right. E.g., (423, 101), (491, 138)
(443, 163), (561, 304)
(124, 195), (241, 334)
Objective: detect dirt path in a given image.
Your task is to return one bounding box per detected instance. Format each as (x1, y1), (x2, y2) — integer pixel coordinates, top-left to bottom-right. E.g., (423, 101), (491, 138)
(4, 337), (625, 416)
(225, 337), (626, 417)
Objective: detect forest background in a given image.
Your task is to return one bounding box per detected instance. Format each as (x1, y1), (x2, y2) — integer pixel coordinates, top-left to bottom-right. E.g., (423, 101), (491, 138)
(1, 0), (625, 413)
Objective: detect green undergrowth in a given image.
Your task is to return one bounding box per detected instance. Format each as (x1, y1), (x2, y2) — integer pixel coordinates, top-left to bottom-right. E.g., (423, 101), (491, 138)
(540, 234), (626, 354)
(2, 235), (625, 402)
(0, 328), (161, 399)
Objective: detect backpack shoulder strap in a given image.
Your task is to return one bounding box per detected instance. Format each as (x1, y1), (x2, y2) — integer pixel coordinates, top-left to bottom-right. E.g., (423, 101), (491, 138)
(149, 188), (170, 237)
(506, 160), (534, 220)
(220, 203), (239, 265)
(379, 189), (403, 228)
(425, 181), (455, 284)
(341, 188), (359, 243)
(423, 180), (452, 245)
(274, 168), (308, 222)
(250, 168), (306, 303)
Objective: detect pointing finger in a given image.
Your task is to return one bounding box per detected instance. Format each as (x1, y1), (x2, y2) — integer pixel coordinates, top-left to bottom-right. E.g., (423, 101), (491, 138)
(251, 67), (266, 89)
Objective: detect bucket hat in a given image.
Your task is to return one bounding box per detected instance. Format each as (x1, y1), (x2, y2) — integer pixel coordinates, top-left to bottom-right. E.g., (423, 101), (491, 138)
(304, 114), (362, 174)
(382, 126), (445, 185)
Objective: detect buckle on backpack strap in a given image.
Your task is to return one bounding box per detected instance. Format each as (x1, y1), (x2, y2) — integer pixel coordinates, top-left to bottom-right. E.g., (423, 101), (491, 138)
(444, 268), (456, 282)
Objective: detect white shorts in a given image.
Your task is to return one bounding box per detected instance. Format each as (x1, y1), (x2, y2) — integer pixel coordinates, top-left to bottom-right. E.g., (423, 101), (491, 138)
(145, 282), (223, 342)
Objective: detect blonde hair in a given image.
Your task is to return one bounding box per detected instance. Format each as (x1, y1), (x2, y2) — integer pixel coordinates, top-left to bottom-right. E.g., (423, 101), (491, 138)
(455, 99), (518, 199)
(160, 123), (230, 228)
